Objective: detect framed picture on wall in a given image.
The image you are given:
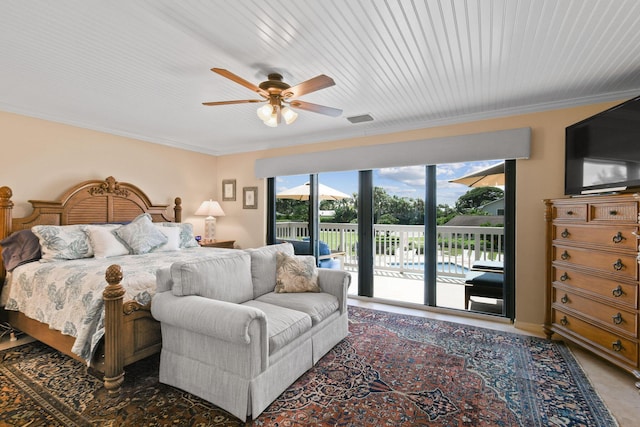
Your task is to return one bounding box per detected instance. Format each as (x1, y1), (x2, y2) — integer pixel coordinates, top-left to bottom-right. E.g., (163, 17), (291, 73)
(243, 187), (258, 209)
(222, 179), (236, 201)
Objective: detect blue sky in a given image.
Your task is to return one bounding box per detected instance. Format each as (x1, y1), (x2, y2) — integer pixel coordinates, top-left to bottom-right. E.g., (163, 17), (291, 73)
(275, 160), (504, 206)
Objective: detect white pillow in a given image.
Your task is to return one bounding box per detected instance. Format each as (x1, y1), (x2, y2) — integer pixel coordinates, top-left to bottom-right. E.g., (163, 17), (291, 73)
(153, 225), (181, 252)
(84, 225), (130, 258)
(157, 222), (200, 248)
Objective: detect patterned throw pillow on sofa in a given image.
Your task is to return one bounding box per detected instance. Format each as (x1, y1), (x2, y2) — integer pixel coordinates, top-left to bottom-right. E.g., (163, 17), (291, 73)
(274, 252), (321, 293)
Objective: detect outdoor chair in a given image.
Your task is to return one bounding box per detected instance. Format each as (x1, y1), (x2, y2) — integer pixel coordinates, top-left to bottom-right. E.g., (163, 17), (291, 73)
(464, 260), (504, 312)
(278, 239), (344, 269)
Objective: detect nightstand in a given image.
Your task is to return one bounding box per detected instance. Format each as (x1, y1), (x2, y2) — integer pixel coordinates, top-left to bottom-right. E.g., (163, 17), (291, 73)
(200, 240), (235, 249)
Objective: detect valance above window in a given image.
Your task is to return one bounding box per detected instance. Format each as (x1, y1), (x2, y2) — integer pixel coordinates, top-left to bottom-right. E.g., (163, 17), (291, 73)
(255, 127), (530, 178)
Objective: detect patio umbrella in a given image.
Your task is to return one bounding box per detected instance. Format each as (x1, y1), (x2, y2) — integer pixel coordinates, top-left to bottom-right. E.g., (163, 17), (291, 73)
(449, 162), (505, 187)
(276, 182), (350, 201)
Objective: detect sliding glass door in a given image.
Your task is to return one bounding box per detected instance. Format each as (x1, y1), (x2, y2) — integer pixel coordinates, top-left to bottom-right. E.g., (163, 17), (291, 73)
(372, 166), (427, 304)
(435, 161), (506, 315)
(267, 159), (513, 319)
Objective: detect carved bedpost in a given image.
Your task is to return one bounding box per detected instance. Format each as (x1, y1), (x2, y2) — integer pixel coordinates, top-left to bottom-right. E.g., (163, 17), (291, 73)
(103, 264), (125, 394)
(0, 186), (14, 282)
(174, 197), (182, 223)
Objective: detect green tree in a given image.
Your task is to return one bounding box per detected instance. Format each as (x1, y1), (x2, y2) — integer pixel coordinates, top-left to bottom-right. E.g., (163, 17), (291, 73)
(333, 196), (358, 223)
(455, 187), (504, 213)
(436, 204), (457, 225)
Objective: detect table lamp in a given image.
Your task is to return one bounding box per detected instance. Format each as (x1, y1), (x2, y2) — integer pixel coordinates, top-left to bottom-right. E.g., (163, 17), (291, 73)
(195, 200), (225, 243)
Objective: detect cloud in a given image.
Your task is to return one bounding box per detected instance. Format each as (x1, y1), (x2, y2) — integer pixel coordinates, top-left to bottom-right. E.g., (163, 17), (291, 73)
(378, 166), (425, 182)
(436, 163), (466, 178)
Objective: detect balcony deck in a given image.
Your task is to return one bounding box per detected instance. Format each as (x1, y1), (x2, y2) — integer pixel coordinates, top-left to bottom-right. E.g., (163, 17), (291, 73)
(277, 221), (505, 316)
(345, 267), (503, 315)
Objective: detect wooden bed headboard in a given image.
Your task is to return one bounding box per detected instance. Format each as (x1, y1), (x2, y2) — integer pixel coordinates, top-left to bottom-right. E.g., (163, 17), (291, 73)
(0, 176), (182, 280)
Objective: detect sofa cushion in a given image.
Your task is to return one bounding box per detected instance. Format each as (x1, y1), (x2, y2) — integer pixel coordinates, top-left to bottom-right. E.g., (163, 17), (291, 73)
(242, 300), (312, 354)
(156, 266), (173, 293)
(255, 292), (339, 325)
(275, 253), (320, 293)
(245, 243), (295, 298)
(170, 251), (253, 303)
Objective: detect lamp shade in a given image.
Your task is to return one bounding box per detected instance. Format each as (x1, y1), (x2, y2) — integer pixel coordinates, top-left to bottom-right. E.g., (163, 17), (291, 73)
(195, 200), (225, 217)
(281, 106), (298, 124)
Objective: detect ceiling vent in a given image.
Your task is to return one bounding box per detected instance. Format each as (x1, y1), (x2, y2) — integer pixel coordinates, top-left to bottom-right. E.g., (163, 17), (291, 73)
(346, 114), (374, 124)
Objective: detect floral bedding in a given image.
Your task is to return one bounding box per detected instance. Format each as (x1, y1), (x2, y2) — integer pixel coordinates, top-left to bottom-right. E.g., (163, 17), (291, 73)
(1, 247), (227, 362)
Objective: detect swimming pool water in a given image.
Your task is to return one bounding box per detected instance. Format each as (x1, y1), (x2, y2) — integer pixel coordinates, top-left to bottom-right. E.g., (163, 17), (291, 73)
(389, 261), (469, 273)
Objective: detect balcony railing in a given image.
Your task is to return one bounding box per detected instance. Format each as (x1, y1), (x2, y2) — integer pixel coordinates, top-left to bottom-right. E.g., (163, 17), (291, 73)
(276, 222), (504, 278)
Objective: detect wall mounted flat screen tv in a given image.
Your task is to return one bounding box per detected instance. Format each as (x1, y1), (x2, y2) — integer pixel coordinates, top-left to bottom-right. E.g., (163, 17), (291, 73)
(565, 95), (640, 195)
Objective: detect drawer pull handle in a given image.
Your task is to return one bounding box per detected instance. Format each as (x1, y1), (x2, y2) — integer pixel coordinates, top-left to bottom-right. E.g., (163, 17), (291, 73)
(567, 210), (574, 215)
(560, 316), (568, 326)
(609, 210), (618, 216)
(560, 272), (569, 281)
(612, 340), (623, 352)
(612, 285), (623, 297)
(613, 259), (624, 271)
(561, 294), (569, 304)
(612, 232), (625, 244)
(612, 313), (623, 325)
(561, 229), (570, 238)
(561, 250), (570, 260)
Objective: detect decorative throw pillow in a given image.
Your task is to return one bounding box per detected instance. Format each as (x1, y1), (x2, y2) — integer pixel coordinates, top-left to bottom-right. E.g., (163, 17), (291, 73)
(274, 252), (321, 293)
(32, 224), (93, 262)
(152, 225), (181, 252)
(159, 222), (199, 248)
(84, 224), (130, 258)
(112, 213), (168, 254)
(0, 229), (42, 271)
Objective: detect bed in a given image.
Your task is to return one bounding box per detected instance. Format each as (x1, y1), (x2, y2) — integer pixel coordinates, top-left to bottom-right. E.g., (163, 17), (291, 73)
(0, 176), (213, 394)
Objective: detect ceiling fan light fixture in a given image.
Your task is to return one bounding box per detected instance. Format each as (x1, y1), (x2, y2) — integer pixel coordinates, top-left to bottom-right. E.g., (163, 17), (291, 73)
(264, 116), (278, 127)
(256, 104), (272, 121)
(205, 68), (341, 126)
(281, 106), (298, 125)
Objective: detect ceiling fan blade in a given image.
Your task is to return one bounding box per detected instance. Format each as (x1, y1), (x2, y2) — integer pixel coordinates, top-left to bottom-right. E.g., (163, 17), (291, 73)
(289, 100), (342, 117)
(202, 99), (264, 106)
(211, 68), (269, 97)
(282, 75), (335, 99)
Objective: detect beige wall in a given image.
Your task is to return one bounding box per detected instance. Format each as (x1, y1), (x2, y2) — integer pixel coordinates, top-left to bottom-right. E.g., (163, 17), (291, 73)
(0, 111), (219, 237)
(0, 101), (623, 330)
(219, 100), (622, 330)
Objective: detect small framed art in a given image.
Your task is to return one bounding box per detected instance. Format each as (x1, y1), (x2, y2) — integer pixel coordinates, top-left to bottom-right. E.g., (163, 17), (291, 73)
(222, 179), (236, 201)
(243, 186), (258, 209)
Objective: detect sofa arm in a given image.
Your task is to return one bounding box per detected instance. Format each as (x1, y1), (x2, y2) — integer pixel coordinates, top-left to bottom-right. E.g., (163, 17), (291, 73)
(151, 292), (267, 345)
(317, 268), (351, 313)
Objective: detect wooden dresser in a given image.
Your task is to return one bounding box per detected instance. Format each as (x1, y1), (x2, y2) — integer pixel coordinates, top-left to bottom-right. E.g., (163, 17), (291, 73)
(544, 193), (639, 372)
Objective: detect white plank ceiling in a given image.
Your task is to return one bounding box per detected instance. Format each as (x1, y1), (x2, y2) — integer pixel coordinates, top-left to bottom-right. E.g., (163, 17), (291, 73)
(1, 0), (640, 155)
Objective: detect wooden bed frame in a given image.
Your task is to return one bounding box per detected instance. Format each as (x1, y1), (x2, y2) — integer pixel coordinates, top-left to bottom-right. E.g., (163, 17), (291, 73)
(0, 176), (182, 394)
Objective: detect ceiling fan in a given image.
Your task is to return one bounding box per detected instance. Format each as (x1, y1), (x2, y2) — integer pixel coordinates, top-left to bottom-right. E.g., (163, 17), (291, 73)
(203, 68), (342, 127)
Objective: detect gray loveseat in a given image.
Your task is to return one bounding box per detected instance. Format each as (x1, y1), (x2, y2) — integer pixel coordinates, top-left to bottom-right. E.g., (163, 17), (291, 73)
(151, 243), (351, 421)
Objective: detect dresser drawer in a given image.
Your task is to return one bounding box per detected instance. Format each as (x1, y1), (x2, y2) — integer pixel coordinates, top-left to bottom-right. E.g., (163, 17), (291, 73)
(553, 224), (639, 251)
(590, 201), (639, 223)
(553, 245), (638, 280)
(553, 204), (587, 222)
(553, 267), (638, 309)
(552, 309), (638, 366)
(552, 288), (638, 336)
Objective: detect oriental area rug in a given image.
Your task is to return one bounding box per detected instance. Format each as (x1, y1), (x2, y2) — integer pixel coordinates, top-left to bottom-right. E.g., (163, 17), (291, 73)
(0, 306), (617, 426)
